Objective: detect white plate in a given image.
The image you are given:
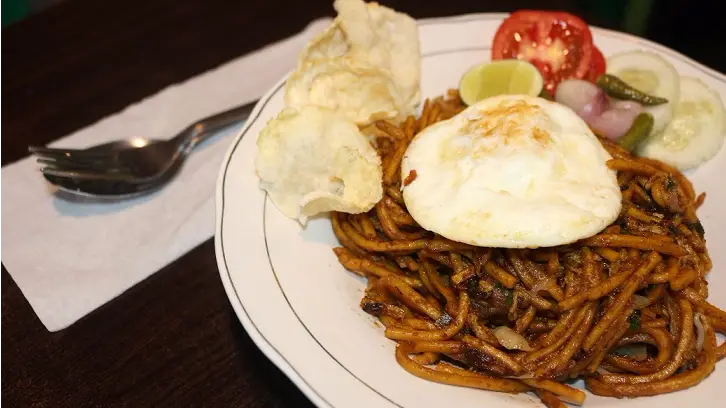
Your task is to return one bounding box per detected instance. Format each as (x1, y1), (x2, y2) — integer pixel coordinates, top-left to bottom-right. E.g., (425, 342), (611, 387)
(215, 13), (726, 408)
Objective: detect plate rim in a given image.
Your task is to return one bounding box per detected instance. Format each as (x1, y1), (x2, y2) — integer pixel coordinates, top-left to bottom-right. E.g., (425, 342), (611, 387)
(215, 12), (726, 408)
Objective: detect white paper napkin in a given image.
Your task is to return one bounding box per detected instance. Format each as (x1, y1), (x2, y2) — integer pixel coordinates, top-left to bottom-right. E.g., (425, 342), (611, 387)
(1, 18), (333, 332)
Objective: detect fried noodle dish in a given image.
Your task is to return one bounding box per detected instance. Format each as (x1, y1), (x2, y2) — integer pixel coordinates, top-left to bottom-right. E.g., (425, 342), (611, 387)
(330, 91), (726, 407)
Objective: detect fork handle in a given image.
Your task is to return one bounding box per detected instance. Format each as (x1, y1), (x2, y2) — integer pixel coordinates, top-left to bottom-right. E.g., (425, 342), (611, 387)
(180, 100), (257, 149)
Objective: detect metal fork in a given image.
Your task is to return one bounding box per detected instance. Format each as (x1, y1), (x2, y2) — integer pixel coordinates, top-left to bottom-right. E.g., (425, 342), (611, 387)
(29, 100), (256, 199)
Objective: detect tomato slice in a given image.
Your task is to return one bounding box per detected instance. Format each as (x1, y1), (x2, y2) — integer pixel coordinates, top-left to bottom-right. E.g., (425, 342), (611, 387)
(492, 10), (594, 92)
(587, 46), (606, 82)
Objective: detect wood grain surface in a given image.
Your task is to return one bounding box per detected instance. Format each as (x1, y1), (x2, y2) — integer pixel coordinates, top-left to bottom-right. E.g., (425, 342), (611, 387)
(3, 0), (724, 406)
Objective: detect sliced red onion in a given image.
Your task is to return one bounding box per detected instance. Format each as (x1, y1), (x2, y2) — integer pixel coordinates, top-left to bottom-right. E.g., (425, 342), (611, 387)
(694, 312), (705, 352)
(493, 326), (534, 351)
(612, 100), (645, 113)
(633, 294), (650, 309)
(614, 344), (648, 361)
(531, 275), (557, 295)
(596, 367), (613, 375)
(555, 79), (646, 141)
(589, 103), (644, 140)
(555, 79), (607, 122)
(504, 373), (536, 379)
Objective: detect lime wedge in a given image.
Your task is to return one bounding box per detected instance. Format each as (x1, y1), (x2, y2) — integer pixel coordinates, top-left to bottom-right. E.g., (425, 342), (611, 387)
(459, 60), (544, 105)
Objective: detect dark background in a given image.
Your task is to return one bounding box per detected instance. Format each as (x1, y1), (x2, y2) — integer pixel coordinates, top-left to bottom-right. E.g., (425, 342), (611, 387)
(3, 0), (724, 407)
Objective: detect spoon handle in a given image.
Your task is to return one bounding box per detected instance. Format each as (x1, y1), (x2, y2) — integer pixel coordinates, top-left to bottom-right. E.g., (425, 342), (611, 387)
(181, 100), (258, 148)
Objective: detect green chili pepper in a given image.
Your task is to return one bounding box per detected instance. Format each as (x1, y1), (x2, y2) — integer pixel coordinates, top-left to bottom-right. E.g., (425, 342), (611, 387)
(596, 74), (668, 105)
(618, 112), (654, 151)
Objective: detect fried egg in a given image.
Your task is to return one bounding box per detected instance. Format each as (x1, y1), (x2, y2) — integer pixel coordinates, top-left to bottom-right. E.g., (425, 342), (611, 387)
(255, 106), (383, 224)
(401, 95), (622, 248)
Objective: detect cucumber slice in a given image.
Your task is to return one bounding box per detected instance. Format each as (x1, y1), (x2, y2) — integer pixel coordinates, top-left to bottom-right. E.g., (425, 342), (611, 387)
(643, 103), (673, 136)
(607, 51), (680, 134)
(636, 76), (726, 170)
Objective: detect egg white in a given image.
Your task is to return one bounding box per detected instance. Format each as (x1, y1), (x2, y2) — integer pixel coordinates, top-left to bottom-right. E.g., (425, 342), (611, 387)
(401, 94), (622, 248)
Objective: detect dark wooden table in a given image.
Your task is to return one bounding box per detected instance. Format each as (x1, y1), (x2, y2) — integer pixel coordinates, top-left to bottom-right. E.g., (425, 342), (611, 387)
(3, 0), (724, 406)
